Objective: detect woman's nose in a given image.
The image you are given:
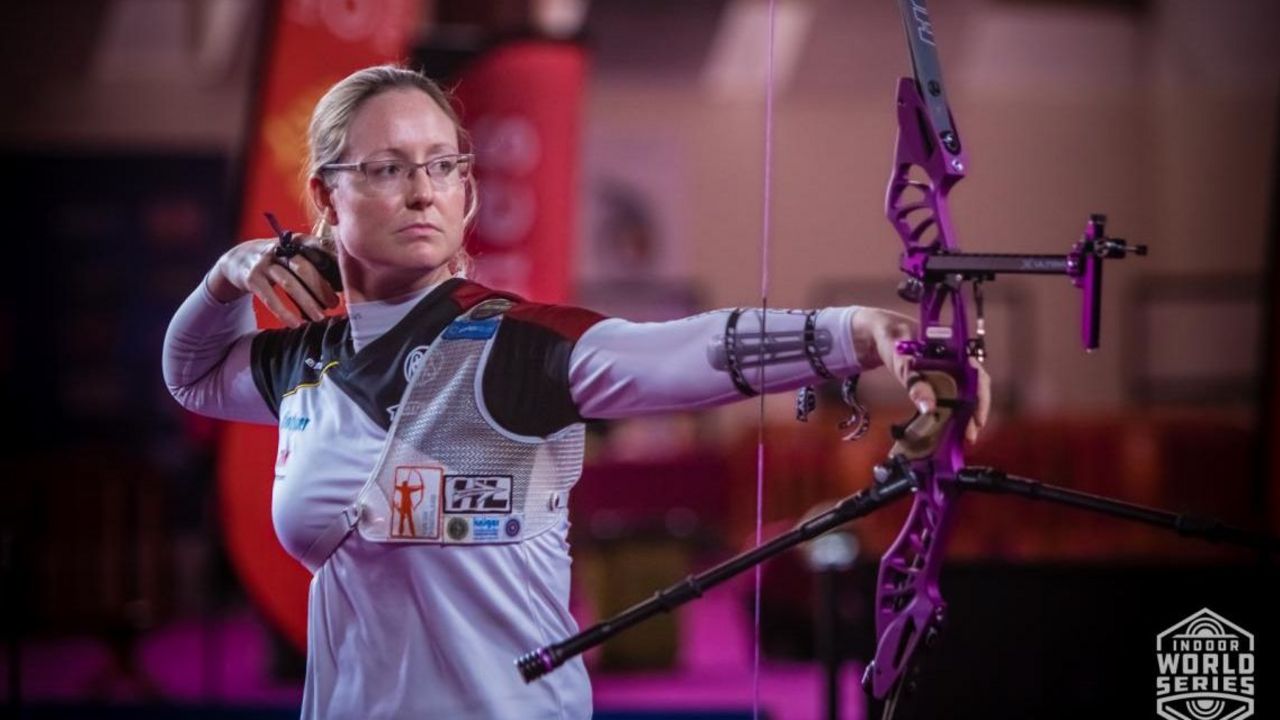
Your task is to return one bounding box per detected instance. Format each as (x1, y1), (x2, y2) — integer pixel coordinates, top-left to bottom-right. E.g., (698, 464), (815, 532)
(405, 165), (435, 205)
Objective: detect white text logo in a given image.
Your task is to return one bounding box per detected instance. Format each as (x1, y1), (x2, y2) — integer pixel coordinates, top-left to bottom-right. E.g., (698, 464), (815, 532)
(1155, 608), (1254, 720)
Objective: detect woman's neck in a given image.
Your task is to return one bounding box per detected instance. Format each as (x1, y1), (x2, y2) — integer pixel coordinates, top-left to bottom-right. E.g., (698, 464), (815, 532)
(346, 282), (442, 353)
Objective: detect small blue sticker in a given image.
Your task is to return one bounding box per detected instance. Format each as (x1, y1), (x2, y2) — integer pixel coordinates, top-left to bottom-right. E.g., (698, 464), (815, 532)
(472, 517), (501, 541)
(443, 318), (499, 340)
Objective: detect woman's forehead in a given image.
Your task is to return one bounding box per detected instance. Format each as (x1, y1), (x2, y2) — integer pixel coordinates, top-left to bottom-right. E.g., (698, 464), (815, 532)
(344, 88), (459, 156)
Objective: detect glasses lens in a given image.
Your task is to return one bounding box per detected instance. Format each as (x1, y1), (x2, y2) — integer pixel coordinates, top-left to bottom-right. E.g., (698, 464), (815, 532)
(356, 156), (472, 193)
(362, 160), (406, 191)
(427, 155), (471, 186)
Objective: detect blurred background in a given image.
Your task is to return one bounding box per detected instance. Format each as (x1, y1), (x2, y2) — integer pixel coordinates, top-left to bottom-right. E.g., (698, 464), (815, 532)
(1, 0), (1277, 718)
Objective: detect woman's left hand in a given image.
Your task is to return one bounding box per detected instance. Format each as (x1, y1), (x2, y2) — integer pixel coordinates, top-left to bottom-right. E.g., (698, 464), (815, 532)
(852, 308), (991, 444)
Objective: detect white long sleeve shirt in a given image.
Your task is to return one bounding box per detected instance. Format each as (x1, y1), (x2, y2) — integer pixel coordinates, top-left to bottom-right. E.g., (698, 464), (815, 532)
(163, 275), (861, 719)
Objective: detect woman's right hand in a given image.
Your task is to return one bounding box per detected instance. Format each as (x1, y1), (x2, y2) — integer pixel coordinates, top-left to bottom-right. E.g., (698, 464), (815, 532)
(207, 236), (340, 328)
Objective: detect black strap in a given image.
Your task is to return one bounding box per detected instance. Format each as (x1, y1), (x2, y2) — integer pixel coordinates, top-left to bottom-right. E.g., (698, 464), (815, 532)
(724, 308), (758, 398)
(802, 310), (835, 380)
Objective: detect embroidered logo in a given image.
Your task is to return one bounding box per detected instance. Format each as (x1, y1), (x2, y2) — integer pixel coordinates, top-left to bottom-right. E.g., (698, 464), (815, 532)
(403, 345), (431, 382)
(446, 517), (470, 541)
(444, 475), (513, 514)
(468, 298), (513, 320)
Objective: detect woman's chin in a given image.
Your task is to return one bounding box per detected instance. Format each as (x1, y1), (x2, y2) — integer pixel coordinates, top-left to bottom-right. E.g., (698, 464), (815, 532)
(344, 245), (456, 287)
(388, 249), (448, 274)
(397, 241), (457, 269)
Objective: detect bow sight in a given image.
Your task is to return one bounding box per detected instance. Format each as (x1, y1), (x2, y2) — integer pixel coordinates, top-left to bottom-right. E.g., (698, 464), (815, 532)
(896, 213), (1147, 352)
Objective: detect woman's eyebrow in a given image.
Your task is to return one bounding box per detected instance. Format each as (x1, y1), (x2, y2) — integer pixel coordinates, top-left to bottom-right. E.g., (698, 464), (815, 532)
(366, 143), (459, 158)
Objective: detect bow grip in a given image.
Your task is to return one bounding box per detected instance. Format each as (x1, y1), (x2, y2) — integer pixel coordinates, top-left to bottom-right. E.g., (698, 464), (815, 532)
(889, 371), (960, 460)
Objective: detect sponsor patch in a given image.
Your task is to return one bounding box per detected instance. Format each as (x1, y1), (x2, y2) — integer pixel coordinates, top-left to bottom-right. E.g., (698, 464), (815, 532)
(471, 517), (501, 541)
(444, 475), (513, 514)
(504, 517), (522, 538)
(403, 345), (432, 382)
(388, 466), (443, 540)
(468, 298), (514, 321)
(442, 317), (499, 340)
(446, 516), (470, 541)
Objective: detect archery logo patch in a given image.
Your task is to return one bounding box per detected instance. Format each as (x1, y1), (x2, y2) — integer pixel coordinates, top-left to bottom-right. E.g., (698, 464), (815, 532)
(388, 466), (442, 540)
(1155, 608), (1254, 720)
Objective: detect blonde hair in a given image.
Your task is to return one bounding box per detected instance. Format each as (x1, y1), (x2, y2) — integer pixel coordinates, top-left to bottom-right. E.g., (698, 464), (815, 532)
(307, 64), (477, 275)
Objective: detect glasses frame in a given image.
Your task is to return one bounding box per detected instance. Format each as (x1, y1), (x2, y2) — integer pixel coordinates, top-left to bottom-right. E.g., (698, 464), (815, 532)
(321, 153), (475, 192)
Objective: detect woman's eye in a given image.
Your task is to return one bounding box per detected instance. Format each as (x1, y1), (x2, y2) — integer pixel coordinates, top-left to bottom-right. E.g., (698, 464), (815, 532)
(429, 158), (458, 177)
(369, 161), (404, 179)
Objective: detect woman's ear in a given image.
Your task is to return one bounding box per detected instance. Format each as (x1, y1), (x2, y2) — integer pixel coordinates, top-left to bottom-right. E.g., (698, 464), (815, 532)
(308, 175), (339, 226)
(463, 174), (479, 228)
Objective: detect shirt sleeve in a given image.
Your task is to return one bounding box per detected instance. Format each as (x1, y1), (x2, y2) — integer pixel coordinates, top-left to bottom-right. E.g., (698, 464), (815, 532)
(480, 302), (608, 437)
(161, 274), (277, 425)
(568, 306), (862, 419)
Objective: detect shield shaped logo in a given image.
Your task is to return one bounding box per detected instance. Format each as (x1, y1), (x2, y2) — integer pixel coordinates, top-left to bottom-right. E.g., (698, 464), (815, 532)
(1155, 608), (1254, 720)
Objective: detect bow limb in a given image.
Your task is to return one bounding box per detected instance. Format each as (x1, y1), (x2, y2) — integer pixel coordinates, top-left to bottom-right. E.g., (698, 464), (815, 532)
(864, 0), (978, 709)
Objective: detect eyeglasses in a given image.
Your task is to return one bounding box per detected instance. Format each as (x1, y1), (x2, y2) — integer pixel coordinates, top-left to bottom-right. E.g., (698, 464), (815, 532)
(321, 154), (474, 193)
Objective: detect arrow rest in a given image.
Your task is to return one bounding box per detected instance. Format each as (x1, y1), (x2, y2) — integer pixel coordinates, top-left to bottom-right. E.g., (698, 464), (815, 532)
(968, 281), (986, 363)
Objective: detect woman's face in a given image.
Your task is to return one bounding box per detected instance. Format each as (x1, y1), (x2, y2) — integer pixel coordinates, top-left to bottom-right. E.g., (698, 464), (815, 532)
(315, 88), (467, 299)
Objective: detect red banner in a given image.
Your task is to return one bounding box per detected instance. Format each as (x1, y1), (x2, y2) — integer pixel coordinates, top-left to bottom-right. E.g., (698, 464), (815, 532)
(455, 41), (587, 304)
(220, 0), (421, 651)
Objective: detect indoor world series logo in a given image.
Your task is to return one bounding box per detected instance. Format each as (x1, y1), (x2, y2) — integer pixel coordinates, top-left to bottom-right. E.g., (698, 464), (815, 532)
(1156, 608), (1255, 720)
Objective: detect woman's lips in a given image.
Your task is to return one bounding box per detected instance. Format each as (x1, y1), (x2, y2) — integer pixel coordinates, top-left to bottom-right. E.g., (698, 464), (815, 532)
(398, 222), (440, 235)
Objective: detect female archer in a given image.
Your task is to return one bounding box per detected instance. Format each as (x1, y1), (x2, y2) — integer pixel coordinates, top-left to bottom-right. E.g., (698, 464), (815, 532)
(163, 64), (988, 719)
